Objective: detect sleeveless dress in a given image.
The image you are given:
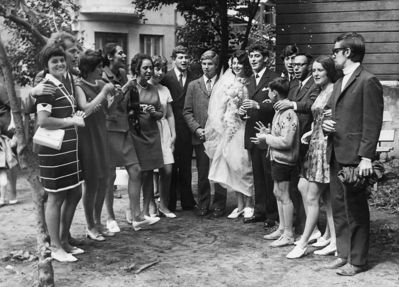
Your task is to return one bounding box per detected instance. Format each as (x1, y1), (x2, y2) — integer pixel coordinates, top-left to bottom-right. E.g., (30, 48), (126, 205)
(36, 76), (83, 192)
(207, 77), (254, 196)
(76, 79), (109, 182)
(304, 84), (334, 183)
(155, 84), (174, 165)
(130, 84), (164, 171)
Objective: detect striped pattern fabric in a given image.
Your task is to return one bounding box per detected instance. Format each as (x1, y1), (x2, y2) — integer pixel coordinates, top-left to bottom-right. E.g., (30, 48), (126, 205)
(36, 82), (83, 192)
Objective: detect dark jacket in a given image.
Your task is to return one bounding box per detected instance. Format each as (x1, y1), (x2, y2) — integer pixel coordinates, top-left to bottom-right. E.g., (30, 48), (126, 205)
(326, 65), (383, 165)
(244, 69), (279, 150)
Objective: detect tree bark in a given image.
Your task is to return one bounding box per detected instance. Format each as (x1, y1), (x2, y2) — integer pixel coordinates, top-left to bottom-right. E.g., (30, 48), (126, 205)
(241, 0), (261, 50)
(0, 36), (54, 287)
(217, 0), (229, 70)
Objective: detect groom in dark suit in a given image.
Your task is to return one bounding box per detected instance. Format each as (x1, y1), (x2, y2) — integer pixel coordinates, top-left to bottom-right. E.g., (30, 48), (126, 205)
(242, 44), (278, 225)
(323, 32), (383, 276)
(183, 50), (227, 217)
(162, 46), (196, 211)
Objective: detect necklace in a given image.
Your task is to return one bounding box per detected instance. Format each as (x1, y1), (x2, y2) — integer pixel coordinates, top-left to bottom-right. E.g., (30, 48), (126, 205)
(137, 81), (148, 90)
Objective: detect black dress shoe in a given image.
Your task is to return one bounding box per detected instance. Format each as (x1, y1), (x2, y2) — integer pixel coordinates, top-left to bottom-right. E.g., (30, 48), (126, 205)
(336, 263), (367, 276)
(324, 258), (347, 269)
(196, 208), (209, 216)
(212, 208), (225, 218)
(243, 215), (264, 224)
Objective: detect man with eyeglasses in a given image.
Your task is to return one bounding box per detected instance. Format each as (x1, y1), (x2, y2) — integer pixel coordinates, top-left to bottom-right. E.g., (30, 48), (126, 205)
(273, 52), (319, 236)
(323, 32), (383, 276)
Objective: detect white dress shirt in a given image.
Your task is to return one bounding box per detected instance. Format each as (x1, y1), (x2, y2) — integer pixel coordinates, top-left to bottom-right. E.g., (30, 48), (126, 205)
(254, 67), (266, 85)
(174, 67), (187, 87)
(341, 62), (361, 92)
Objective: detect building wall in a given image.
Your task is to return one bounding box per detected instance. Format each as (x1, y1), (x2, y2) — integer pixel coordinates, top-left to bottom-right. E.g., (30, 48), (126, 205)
(76, 0), (182, 64)
(275, 0), (399, 81)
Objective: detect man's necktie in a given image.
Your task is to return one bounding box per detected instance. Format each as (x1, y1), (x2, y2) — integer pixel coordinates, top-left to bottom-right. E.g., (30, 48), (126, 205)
(296, 81), (302, 98)
(179, 73), (184, 88)
(255, 73), (260, 86)
(206, 79), (212, 95)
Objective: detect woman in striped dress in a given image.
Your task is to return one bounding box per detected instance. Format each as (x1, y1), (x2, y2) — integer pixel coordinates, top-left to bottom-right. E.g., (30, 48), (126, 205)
(35, 44), (85, 262)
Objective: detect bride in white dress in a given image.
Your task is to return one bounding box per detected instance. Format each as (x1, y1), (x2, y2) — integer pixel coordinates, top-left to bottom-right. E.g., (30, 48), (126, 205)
(205, 50), (255, 219)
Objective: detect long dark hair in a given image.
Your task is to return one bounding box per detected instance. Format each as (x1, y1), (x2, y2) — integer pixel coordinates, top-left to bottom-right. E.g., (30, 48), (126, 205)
(231, 50), (252, 77)
(313, 55), (342, 83)
(79, 49), (103, 79)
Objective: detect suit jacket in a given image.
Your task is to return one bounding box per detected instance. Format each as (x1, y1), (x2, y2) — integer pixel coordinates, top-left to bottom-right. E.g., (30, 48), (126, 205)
(288, 77), (319, 137)
(244, 69), (279, 150)
(183, 76), (216, 145)
(162, 69), (195, 143)
(326, 65), (383, 165)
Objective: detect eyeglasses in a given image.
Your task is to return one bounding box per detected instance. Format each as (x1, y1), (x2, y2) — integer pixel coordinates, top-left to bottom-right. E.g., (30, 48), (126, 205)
(332, 48), (347, 55)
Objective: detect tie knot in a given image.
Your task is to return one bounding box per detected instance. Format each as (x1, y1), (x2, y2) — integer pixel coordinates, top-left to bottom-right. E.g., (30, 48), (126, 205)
(207, 79), (211, 83)
(255, 74), (260, 78)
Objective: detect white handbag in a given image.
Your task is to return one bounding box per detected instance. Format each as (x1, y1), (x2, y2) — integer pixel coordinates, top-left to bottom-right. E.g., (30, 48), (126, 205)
(33, 127), (65, 150)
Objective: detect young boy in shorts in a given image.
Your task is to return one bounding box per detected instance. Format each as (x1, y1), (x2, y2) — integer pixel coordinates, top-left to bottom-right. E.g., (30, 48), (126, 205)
(251, 77), (299, 247)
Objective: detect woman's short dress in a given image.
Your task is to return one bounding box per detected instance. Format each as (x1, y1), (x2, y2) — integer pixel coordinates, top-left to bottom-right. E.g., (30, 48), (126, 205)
(76, 79), (109, 182)
(155, 84), (174, 165)
(304, 85), (334, 183)
(130, 84), (164, 171)
(35, 80), (83, 192)
(102, 69), (139, 168)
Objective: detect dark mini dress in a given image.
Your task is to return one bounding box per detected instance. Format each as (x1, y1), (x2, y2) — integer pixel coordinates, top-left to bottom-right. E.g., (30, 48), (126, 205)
(76, 79), (110, 182)
(102, 67), (139, 168)
(36, 76), (83, 192)
(130, 84), (164, 171)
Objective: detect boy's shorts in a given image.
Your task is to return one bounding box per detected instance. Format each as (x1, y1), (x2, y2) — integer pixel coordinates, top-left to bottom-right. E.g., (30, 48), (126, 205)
(271, 161), (296, 181)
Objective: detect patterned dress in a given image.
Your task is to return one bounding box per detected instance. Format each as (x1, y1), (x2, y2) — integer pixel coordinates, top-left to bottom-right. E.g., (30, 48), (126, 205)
(36, 75), (83, 192)
(304, 84), (334, 183)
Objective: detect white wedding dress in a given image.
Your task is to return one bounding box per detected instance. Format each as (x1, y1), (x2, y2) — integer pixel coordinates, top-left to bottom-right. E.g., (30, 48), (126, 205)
(204, 69), (254, 197)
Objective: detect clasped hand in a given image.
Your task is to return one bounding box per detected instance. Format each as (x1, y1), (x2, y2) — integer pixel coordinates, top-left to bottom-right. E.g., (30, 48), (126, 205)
(71, 110), (86, 127)
(196, 128), (206, 141)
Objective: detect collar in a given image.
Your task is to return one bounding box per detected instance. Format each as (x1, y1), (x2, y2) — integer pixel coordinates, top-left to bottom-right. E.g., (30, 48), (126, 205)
(45, 73), (63, 86)
(301, 75), (312, 87)
(103, 66), (116, 80)
(174, 67), (187, 78)
(255, 67), (267, 79)
(203, 74), (217, 84)
(343, 62), (361, 76)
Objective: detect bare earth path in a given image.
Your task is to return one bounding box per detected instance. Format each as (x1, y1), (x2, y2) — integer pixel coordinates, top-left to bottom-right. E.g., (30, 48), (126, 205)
(1, 170), (399, 287)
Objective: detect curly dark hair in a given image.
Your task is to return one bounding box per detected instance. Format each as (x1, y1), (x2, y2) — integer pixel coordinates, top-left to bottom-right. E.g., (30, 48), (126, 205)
(152, 55), (168, 73)
(130, 53), (153, 76)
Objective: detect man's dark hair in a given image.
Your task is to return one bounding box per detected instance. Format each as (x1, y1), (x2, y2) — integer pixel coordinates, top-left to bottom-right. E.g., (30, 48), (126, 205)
(295, 52), (313, 75)
(268, 77), (290, 98)
(171, 45), (189, 59)
(247, 43), (269, 57)
(334, 32), (366, 63)
(280, 44), (299, 60)
(79, 49), (103, 79)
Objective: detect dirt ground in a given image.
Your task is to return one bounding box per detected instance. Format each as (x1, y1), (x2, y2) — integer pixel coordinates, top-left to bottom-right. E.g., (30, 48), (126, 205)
(1, 169), (399, 287)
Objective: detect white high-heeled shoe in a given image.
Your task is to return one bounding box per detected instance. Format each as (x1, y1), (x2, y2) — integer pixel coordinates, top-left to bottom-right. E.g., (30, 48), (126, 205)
(227, 208), (244, 219)
(159, 208), (177, 218)
(132, 217), (160, 231)
(314, 243), (337, 256)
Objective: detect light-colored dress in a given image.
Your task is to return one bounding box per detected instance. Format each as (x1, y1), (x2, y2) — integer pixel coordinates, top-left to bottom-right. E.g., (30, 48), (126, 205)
(205, 73), (254, 196)
(304, 84), (334, 183)
(156, 84), (174, 165)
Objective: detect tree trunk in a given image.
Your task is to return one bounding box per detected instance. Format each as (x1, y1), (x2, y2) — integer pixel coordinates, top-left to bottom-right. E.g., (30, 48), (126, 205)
(0, 36), (55, 287)
(217, 0), (230, 70)
(241, 0), (261, 50)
